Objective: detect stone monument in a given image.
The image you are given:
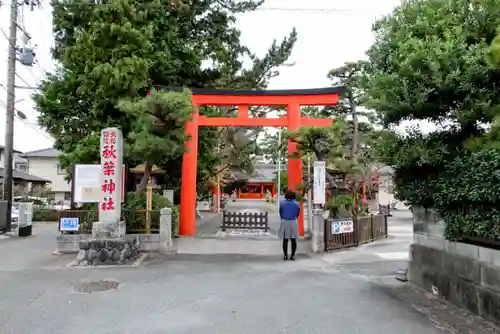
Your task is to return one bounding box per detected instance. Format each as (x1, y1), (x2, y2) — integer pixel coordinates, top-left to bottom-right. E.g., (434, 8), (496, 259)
(73, 127), (139, 266)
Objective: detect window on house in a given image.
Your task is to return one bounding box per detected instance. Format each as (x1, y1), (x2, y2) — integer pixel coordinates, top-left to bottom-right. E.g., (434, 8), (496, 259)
(15, 163), (28, 172)
(57, 164), (65, 175)
(64, 192), (71, 201)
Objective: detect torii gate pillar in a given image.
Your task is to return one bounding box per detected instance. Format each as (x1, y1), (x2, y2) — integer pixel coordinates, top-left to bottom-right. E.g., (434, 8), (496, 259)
(287, 103), (304, 235)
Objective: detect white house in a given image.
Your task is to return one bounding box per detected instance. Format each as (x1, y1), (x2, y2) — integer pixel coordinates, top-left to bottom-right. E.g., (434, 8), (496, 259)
(22, 148), (71, 204)
(0, 145), (49, 189)
(0, 145), (29, 172)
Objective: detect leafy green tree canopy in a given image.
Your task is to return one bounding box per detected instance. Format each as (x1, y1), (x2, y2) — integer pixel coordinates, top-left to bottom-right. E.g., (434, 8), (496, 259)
(35, 0), (297, 199)
(365, 0), (500, 217)
(366, 0), (500, 128)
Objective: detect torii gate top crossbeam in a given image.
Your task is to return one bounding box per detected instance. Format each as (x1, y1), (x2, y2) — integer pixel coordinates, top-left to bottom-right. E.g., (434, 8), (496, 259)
(156, 86), (344, 106)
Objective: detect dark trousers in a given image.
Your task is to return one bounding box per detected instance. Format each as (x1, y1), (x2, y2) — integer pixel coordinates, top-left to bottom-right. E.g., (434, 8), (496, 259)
(282, 238), (297, 257)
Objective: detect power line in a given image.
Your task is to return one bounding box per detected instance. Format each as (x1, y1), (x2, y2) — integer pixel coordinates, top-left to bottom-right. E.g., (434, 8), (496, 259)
(1, 2), (378, 13)
(14, 72), (33, 87)
(0, 100), (54, 141)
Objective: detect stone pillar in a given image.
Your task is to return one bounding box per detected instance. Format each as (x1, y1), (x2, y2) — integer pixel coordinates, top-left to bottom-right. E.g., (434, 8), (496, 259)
(75, 127), (140, 266)
(310, 209), (325, 253)
(93, 127), (124, 238)
(159, 207), (173, 254)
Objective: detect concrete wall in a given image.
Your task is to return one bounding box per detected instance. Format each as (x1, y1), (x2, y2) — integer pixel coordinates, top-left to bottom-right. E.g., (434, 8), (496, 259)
(57, 207), (174, 254)
(408, 207), (500, 324)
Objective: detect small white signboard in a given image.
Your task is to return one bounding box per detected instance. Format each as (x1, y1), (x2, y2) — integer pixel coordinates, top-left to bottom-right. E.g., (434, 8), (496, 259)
(60, 217), (80, 231)
(331, 220), (354, 234)
(313, 161), (326, 205)
(197, 201), (211, 212)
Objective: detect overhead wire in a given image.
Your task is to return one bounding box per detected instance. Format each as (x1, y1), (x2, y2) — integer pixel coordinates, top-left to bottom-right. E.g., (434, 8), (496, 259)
(0, 100), (53, 141)
(0, 1), (378, 13)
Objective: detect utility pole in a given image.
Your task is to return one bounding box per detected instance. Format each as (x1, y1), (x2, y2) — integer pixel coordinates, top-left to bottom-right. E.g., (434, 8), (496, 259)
(2, 0), (19, 232)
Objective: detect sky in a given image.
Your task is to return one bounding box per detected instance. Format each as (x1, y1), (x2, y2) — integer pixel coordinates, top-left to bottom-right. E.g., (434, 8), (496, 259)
(0, 0), (412, 153)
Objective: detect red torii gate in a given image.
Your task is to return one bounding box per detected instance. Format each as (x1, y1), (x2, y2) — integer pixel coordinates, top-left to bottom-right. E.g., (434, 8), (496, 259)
(176, 87), (343, 236)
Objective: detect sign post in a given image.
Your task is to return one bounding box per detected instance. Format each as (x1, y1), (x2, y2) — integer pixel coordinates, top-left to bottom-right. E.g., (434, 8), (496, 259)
(313, 161), (326, 205)
(311, 160), (327, 253)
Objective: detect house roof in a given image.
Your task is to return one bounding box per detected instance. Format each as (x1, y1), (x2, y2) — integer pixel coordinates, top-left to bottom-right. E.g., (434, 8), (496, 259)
(376, 166), (394, 176)
(0, 145), (22, 154)
(0, 168), (51, 183)
(247, 163), (287, 183)
(23, 148), (60, 158)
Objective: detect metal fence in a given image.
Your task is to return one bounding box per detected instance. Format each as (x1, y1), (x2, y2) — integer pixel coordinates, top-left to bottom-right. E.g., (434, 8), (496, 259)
(221, 211), (269, 231)
(58, 210), (96, 234)
(57, 209), (161, 234)
(123, 209), (161, 234)
(324, 214), (388, 251)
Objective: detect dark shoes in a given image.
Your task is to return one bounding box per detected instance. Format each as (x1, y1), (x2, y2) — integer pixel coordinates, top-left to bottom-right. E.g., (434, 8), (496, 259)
(283, 256), (295, 261)
(283, 256), (288, 261)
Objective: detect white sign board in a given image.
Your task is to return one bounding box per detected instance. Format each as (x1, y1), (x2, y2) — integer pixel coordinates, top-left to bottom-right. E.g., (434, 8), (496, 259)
(331, 220), (354, 234)
(73, 164), (125, 203)
(197, 201), (211, 212)
(313, 161), (326, 205)
(99, 128), (124, 223)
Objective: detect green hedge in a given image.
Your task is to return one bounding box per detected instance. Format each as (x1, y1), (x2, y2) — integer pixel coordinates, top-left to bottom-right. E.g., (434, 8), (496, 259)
(432, 149), (500, 241)
(123, 192), (179, 237)
(72, 192), (179, 236)
(33, 192), (180, 236)
(394, 148), (500, 241)
(33, 208), (59, 222)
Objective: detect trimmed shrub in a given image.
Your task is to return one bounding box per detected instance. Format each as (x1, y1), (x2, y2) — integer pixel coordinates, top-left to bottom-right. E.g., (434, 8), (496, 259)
(123, 192), (180, 237)
(33, 208), (59, 222)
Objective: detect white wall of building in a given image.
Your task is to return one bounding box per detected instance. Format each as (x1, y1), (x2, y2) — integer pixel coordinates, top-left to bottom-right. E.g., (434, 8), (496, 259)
(26, 157), (71, 202)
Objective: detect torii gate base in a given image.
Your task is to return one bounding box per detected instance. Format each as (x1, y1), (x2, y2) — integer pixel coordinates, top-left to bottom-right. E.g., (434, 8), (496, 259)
(179, 87), (343, 236)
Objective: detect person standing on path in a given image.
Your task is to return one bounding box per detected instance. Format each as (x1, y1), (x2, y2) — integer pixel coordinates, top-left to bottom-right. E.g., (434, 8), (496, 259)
(278, 190), (300, 260)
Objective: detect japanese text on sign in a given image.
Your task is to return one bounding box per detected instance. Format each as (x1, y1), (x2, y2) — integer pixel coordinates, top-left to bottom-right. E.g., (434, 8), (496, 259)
(60, 217), (80, 231)
(313, 161), (326, 205)
(331, 220), (354, 234)
(101, 130), (117, 212)
(98, 127), (123, 223)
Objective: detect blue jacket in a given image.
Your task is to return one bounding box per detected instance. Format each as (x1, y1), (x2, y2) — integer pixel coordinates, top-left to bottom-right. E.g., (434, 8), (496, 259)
(279, 200), (300, 220)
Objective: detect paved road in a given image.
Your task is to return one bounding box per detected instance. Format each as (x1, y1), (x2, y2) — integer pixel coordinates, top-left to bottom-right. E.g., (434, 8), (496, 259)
(0, 218), (498, 333)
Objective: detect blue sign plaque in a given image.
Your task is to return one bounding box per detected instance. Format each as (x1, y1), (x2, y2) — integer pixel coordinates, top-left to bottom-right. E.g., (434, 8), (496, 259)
(332, 222), (341, 234)
(60, 217), (80, 231)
